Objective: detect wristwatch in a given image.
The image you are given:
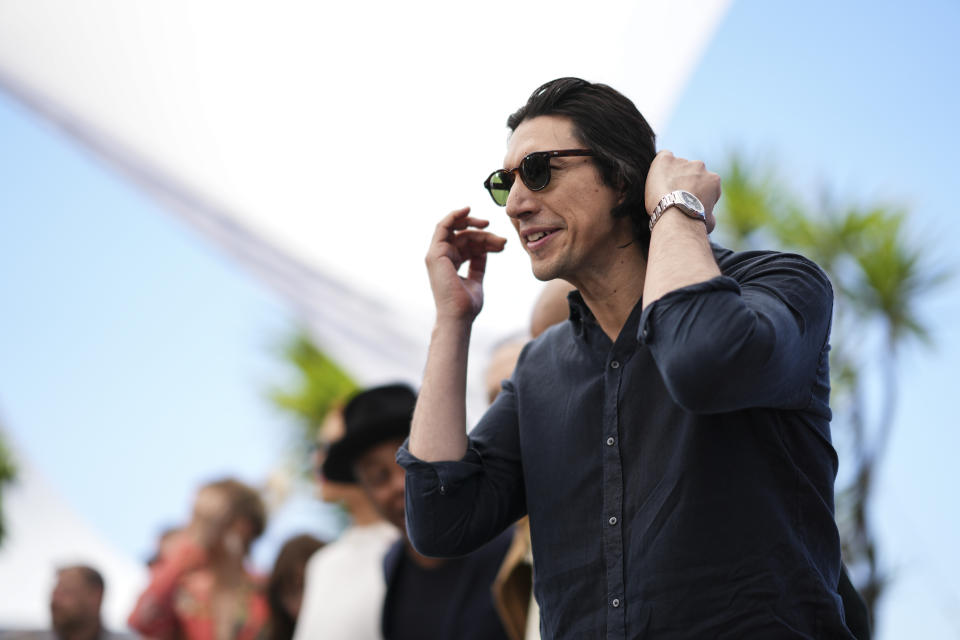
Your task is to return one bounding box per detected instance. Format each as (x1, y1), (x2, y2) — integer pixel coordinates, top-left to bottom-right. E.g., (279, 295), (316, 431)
(648, 190), (706, 231)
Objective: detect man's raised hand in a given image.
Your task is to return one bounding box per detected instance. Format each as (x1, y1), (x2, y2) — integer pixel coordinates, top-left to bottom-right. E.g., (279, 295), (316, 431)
(645, 151), (722, 234)
(425, 207), (507, 323)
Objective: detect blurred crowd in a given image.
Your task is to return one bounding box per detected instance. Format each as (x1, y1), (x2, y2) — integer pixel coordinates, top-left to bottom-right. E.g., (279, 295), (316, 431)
(0, 281), (575, 640)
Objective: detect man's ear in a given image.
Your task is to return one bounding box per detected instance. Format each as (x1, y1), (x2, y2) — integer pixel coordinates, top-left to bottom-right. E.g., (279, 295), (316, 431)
(614, 171), (628, 206)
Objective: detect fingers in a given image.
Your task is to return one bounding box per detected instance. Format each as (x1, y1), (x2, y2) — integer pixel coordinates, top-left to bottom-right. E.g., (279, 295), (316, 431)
(432, 207), (491, 244)
(424, 208), (507, 322)
(451, 229), (507, 254)
(646, 150), (721, 214)
(428, 208), (507, 270)
(467, 250), (487, 286)
(431, 230), (503, 274)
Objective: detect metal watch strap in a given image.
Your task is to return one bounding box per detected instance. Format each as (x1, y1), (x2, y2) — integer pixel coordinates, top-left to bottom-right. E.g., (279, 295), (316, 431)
(648, 190), (706, 231)
(648, 192), (677, 231)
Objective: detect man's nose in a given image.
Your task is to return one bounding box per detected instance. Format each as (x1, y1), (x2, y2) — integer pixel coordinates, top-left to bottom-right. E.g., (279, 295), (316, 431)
(505, 177), (537, 219)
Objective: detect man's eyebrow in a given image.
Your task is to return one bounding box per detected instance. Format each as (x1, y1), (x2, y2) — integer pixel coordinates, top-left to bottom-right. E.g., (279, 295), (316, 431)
(502, 149), (553, 167)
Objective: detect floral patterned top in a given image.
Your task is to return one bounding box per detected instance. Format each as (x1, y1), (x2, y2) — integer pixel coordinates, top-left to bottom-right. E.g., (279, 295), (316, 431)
(128, 537), (269, 640)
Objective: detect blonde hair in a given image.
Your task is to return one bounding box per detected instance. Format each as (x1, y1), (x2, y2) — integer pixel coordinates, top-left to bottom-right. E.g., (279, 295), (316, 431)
(203, 478), (267, 541)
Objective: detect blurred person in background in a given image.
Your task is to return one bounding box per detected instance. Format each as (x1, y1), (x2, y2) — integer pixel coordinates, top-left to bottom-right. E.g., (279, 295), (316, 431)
(293, 408), (398, 640)
(310, 406), (385, 525)
(322, 383), (511, 640)
(483, 338), (526, 407)
(528, 280), (575, 342)
(490, 280), (574, 640)
(127, 478), (268, 640)
(145, 527), (183, 571)
(265, 534), (324, 640)
(0, 564), (129, 640)
(485, 338), (533, 640)
(50, 566), (112, 640)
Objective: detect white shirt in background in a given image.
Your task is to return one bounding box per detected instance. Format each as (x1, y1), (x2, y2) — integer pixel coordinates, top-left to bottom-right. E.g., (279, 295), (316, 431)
(293, 521), (399, 640)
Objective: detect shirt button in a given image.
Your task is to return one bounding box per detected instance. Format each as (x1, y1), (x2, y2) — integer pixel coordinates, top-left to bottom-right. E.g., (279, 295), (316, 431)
(610, 360), (620, 369)
(608, 516), (617, 526)
(612, 598), (621, 608)
(606, 437), (615, 446)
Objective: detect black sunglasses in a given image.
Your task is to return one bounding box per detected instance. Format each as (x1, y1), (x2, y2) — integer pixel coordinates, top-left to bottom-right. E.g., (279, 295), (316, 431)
(483, 149), (593, 206)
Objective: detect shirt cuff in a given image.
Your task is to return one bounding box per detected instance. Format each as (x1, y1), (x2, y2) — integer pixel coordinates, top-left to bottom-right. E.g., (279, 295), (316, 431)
(396, 438), (485, 497)
(638, 275), (741, 344)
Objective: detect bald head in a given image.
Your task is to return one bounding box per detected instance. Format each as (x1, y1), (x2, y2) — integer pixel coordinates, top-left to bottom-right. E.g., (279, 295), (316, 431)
(485, 339), (526, 405)
(531, 280), (576, 338)
(51, 565), (104, 634)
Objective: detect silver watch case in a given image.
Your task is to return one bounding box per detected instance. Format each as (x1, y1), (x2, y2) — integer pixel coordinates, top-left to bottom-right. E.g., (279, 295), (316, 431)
(649, 190), (706, 231)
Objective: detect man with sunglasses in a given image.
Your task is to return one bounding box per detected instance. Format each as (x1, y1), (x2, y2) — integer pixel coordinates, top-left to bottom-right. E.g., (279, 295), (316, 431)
(398, 78), (857, 638)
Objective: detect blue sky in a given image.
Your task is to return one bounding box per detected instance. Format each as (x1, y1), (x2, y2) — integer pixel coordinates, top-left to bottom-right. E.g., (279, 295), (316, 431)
(2, 2), (959, 637)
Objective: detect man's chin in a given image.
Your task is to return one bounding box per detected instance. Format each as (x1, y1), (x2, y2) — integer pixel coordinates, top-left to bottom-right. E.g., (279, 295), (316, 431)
(50, 610), (71, 630)
(530, 261), (559, 282)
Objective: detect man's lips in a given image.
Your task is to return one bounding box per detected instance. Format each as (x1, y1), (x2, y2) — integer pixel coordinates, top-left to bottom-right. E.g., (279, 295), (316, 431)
(522, 227), (560, 250)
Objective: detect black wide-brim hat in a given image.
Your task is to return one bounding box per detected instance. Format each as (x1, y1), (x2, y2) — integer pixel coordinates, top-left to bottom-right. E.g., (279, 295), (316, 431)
(322, 383), (417, 483)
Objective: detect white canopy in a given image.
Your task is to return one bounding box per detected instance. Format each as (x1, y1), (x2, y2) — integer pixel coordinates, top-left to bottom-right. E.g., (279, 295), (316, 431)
(0, 427), (144, 629)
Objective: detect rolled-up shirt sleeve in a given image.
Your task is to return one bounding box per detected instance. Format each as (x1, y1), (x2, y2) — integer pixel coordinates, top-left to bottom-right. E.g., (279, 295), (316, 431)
(639, 252), (833, 414)
(397, 378), (526, 558)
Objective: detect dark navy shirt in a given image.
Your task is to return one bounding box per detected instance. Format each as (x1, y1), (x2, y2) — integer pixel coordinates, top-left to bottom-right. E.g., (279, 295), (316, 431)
(398, 246), (856, 639)
(381, 531), (513, 640)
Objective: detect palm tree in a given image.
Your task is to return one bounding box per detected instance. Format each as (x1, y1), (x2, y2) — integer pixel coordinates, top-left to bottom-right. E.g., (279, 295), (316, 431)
(268, 330), (358, 452)
(0, 428), (16, 546)
(717, 154), (949, 627)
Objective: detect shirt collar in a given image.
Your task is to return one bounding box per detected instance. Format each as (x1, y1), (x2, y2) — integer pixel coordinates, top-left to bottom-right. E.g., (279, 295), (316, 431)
(566, 289), (592, 338)
(566, 287), (645, 350)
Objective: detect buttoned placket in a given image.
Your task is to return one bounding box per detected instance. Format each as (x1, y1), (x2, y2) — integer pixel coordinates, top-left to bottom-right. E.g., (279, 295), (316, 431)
(602, 350), (627, 637)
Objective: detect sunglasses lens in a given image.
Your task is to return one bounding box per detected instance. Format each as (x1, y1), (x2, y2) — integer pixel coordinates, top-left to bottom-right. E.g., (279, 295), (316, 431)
(486, 170), (513, 206)
(520, 153), (551, 191)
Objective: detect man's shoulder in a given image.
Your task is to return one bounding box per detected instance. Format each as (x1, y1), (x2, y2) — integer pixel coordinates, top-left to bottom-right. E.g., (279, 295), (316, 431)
(712, 244), (831, 289)
(0, 631), (56, 640)
(307, 522), (398, 574)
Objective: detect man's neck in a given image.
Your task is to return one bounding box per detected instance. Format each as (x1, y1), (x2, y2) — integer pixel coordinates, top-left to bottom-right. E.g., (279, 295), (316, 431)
(55, 620), (101, 640)
(347, 495), (383, 527)
(570, 247), (647, 342)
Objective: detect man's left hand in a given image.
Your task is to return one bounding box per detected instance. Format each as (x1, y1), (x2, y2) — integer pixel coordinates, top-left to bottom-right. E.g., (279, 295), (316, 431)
(645, 151), (721, 234)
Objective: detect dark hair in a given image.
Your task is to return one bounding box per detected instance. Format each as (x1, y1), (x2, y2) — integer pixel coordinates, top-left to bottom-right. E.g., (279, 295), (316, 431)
(507, 77), (657, 254)
(266, 534), (325, 640)
(57, 564), (105, 593)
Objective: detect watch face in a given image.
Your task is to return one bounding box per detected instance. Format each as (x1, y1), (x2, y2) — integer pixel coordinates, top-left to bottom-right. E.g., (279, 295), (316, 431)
(681, 191), (704, 213)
